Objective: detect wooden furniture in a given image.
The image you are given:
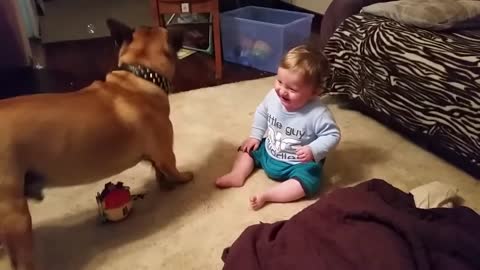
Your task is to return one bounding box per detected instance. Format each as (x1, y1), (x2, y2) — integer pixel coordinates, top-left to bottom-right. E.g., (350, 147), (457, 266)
(151, 0), (223, 80)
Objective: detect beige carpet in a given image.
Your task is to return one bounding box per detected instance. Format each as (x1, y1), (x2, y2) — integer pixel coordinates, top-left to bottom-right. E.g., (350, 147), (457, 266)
(1, 76), (479, 270)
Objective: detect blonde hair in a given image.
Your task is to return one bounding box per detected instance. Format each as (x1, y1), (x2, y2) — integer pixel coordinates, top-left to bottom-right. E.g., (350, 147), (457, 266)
(279, 44), (330, 92)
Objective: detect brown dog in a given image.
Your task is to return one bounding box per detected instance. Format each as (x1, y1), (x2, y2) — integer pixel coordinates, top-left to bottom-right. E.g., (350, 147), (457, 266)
(0, 19), (193, 270)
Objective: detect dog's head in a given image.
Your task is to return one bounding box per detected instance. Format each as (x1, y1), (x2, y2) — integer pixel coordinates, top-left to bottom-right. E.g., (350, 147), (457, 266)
(106, 18), (184, 80)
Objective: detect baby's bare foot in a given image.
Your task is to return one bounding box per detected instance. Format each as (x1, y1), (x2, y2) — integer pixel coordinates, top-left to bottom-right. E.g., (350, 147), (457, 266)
(250, 194), (267, 210)
(215, 173), (245, 188)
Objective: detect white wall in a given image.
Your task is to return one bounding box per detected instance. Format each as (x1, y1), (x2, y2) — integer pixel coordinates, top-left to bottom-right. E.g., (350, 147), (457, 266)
(282, 0), (332, 14)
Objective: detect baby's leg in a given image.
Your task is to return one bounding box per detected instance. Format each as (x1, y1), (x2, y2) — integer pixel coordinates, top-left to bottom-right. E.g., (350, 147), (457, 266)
(250, 179), (305, 210)
(216, 151), (255, 188)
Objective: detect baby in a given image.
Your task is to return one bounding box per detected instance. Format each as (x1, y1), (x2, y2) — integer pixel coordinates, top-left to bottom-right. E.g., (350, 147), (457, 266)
(216, 45), (341, 210)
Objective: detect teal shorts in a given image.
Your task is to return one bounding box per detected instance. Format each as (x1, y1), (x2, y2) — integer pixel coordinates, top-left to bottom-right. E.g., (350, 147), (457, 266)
(247, 139), (323, 197)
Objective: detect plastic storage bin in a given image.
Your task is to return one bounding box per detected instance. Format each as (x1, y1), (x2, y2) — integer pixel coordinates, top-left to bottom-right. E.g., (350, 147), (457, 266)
(220, 6), (314, 73)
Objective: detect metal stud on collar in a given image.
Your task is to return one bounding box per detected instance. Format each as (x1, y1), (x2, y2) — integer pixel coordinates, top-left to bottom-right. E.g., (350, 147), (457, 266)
(118, 64), (172, 93)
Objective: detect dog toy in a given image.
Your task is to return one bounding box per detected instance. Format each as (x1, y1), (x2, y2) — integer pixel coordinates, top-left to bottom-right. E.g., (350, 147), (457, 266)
(96, 181), (145, 223)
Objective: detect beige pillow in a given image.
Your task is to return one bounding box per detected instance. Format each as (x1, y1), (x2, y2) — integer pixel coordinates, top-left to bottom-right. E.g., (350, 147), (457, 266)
(361, 0), (480, 30)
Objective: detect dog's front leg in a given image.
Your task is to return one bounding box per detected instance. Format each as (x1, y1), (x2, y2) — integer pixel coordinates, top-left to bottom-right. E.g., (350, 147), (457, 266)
(154, 168), (175, 190)
(154, 148), (193, 190)
(147, 122), (193, 189)
(1, 198), (35, 270)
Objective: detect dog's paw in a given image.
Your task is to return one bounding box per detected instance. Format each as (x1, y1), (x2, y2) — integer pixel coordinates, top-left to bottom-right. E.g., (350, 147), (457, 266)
(158, 180), (177, 191)
(180, 171), (194, 182)
(157, 172), (193, 190)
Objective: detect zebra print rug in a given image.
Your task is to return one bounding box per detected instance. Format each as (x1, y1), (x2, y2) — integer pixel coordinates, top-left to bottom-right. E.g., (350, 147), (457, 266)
(324, 14), (480, 178)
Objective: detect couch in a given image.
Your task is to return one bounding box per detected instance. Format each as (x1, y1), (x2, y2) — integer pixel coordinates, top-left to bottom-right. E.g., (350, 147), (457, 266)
(321, 0), (480, 178)
(318, 0), (392, 49)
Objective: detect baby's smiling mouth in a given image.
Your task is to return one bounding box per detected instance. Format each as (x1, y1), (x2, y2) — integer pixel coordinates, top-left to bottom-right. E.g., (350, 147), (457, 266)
(279, 95), (290, 103)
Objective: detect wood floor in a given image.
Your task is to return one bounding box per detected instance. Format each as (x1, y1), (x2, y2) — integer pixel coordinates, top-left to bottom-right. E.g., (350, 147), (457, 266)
(47, 37), (277, 91)
(1, 37), (274, 100)
(1, 3), (321, 99)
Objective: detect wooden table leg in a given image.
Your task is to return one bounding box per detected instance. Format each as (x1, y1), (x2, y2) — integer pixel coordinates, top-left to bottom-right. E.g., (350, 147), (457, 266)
(150, 0), (160, 26)
(212, 10), (223, 80)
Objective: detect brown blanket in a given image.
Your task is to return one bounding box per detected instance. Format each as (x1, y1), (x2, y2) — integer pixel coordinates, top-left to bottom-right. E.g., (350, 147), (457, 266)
(221, 179), (480, 270)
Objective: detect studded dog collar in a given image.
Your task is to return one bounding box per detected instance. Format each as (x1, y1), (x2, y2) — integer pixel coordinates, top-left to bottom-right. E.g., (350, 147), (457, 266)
(118, 63), (173, 93)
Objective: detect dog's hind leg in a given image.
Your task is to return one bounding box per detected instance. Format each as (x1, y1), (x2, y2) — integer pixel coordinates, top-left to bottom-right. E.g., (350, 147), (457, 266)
(2, 199), (34, 270)
(0, 169), (35, 270)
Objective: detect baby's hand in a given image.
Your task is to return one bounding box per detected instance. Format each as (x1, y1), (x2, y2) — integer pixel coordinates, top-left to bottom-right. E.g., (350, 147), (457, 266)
(240, 138), (260, 153)
(296, 146), (314, 162)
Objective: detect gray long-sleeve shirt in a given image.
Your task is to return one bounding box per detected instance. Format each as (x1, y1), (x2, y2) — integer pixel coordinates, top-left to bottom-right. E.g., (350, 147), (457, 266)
(250, 89), (341, 164)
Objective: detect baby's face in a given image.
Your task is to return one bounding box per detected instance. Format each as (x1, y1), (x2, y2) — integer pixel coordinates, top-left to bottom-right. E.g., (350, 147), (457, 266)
(274, 67), (316, 111)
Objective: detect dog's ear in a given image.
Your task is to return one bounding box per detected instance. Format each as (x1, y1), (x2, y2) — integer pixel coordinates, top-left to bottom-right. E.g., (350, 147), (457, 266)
(167, 26), (184, 53)
(106, 18), (134, 47)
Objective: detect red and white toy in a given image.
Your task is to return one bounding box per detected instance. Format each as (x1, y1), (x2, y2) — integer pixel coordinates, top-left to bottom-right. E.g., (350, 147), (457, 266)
(96, 182), (133, 222)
